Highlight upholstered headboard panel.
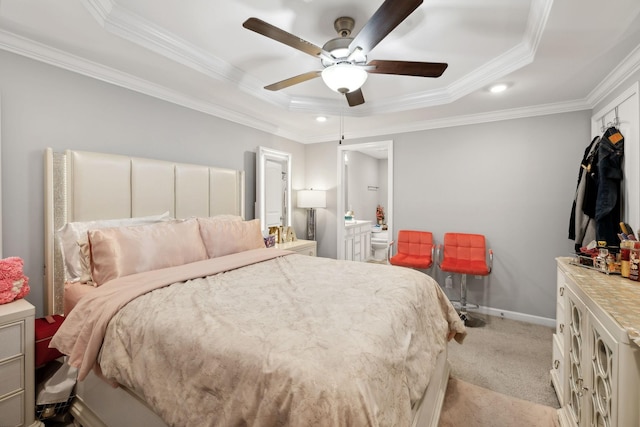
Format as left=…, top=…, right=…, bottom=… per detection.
left=44, top=148, right=245, bottom=315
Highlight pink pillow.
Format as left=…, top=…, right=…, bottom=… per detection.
left=197, top=218, right=265, bottom=258
left=88, top=218, right=208, bottom=286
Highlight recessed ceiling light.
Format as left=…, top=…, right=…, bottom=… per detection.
left=316, top=116, right=327, bottom=122
left=489, top=83, right=508, bottom=94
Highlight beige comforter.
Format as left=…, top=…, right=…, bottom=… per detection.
left=53, top=249, right=465, bottom=427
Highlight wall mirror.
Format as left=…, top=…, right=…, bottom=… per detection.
left=337, top=141, right=393, bottom=260
left=256, top=147, right=292, bottom=234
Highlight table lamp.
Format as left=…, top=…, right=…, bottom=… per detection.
left=297, top=190, right=326, bottom=241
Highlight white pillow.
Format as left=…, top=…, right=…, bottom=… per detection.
left=56, top=212, right=172, bottom=282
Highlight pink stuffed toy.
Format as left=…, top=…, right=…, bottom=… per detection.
left=0, top=257, right=30, bottom=305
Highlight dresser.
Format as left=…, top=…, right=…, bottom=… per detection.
left=275, top=239, right=317, bottom=256
left=0, top=299, right=40, bottom=427
left=553, top=258, right=640, bottom=427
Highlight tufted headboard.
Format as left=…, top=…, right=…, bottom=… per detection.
left=43, top=148, right=245, bottom=315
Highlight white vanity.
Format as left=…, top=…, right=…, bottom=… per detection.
left=552, top=257, right=640, bottom=427
left=344, top=220, right=371, bottom=262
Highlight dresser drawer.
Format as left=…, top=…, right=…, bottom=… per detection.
left=0, top=390, right=25, bottom=427
left=0, top=321, right=23, bottom=361
left=298, top=247, right=316, bottom=256
left=0, top=356, right=24, bottom=399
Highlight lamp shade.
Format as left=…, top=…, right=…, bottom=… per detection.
left=298, top=190, right=326, bottom=209
left=321, top=63, right=368, bottom=94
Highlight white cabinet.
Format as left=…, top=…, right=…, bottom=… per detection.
left=275, top=239, right=317, bottom=256
left=344, top=221, right=371, bottom=262
left=553, top=258, right=640, bottom=427
left=0, top=299, right=40, bottom=427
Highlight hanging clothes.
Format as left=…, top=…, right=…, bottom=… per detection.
left=569, top=136, right=599, bottom=251
left=569, top=127, right=624, bottom=250
left=595, top=126, right=624, bottom=246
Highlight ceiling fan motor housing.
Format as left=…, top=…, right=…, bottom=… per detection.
left=334, top=17, right=354, bottom=37
left=322, top=18, right=367, bottom=68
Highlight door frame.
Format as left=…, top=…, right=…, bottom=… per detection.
left=336, top=140, right=393, bottom=260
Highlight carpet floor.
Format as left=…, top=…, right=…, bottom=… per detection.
left=439, top=377, right=560, bottom=427
left=440, top=313, right=561, bottom=426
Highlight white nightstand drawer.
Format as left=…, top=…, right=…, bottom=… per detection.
left=0, top=321, right=23, bottom=361
left=0, top=390, right=24, bottom=426
left=0, top=356, right=24, bottom=399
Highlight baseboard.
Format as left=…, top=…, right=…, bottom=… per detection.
left=473, top=306, right=556, bottom=328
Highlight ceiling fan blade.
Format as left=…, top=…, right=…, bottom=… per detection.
left=346, top=89, right=365, bottom=107
left=367, top=60, right=448, bottom=77
left=243, top=18, right=326, bottom=59
left=264, top=71, right=322, bottom=91
left=349, top=0, right=423, bottom=54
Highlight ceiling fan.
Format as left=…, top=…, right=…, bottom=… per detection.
left=242, top=0, right=448, bottom=107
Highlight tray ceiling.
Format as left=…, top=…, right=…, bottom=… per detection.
left=1, top=0, right=639, bottom=142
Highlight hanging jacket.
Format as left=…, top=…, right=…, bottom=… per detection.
left=569, top=136, right=599, bottom=251
left=595, top=126, right=624, bottom=247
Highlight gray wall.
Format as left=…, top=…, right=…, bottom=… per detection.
left=0, top=50, right=306, bottom=317
left=306, top=111, right=591, bottom=320
left=0, top=47, right=603, bottom=321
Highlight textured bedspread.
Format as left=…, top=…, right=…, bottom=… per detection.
left=55, top=249, right=465, bottom=426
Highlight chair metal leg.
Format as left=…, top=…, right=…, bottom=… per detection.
left=458, top=274, right=485, bottom=327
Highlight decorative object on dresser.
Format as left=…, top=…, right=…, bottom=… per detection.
left=0, top=299, right=43, bottom=427
left=553, top=258, right=640, bottom=427
left=297, top=189, right=326, bottom=241
left=0, top=257, right=30, bottom=305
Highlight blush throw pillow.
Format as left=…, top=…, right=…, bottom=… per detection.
left=197, top=218, right=265, bottom=258
left=88, top=218, right=208, bottom=286
left=56, top=212, right=172, bottom=282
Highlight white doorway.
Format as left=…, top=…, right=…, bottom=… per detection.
left=337, top=141, right=393, bottom=260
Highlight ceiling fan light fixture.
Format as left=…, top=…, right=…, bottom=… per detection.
left=321, top=63, right=368, bottom=94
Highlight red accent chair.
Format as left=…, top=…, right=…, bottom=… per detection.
left=438, top=232, right=493, bottom=326
left=389, top=230, right=434, bottom=270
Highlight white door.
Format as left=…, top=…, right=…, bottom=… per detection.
left=265, top=159, right=283, bottom=227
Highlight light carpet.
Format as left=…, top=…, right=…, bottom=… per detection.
left=439, top=313, right=561, bottom=426
left=439, top=377, right=560, bottom=427
left=447, top=314, right=560, bottom=408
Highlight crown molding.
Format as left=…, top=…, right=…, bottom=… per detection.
left=80, top=0, right=292, bottom=110
left=297, top=98, right=590, bottom=144
left=0, top=28, right=294, bottom=140
left=587, top=43, right=640, bottom=108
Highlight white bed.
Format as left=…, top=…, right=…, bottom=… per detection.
left=43, top=148, right=465, bottom=427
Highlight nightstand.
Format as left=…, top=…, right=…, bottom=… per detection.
left=0, top=299, right=42, bottom=427
left=275, top=239, right=317, bottom=256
